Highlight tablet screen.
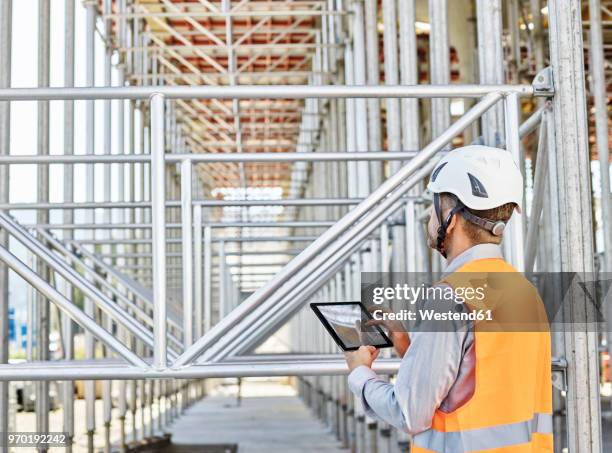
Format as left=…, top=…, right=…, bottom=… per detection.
left=310, top=302, right=393, bottom=351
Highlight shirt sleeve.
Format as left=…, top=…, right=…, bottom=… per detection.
left=348, top=280, right=473, bottom=435
left=347, top=328, right=468, bottom=435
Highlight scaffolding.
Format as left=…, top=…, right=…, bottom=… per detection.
left=0, top=0, right=610, bottom=452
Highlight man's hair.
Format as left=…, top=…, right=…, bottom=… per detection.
left=440, top=193, right=516, bottom=245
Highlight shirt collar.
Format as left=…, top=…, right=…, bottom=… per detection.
left=443, top=243, right=503, bottom=276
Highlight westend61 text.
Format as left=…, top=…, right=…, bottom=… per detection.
left=372, top=308, right=493, bottom=322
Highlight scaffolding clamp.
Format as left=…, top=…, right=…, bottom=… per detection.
left=532, top=67, right=554, bottom=97
left=551, top=356, right=568, bottom=392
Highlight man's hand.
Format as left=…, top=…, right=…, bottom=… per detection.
left=365, top=306, right=411, bottom=358
left=344, top=345, right=380, bottom=372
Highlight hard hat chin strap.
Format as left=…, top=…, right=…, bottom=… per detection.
left=433, top=193, right=507, bottom=258
left=433, top=193, right=463, bottom=259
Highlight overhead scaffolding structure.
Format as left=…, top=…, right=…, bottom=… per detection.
left=0, top=1, right=609, bottom=452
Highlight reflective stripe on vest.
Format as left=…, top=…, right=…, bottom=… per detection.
left=412, top=412, right=553, bottom=453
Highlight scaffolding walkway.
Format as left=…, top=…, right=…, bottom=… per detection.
left=169, top=382, right=346, bottom=453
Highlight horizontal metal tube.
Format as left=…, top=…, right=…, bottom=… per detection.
left=0, top=359, right=401, bottom=380
left=0, top=198, right=424, bottom=210
left=98, top=250, right=300, bottom=258
left=0, top=84, right=534, bottom=101
left=166, top=151, right=418, bottom=162
left=27, top=221, right=336, bottom=229
left=0, top=151, right=417, bottom=164
left=104, top=10, right=347, bottom=19
left=73, top=237, right=314, bottom=248
left=0, top=355, right=565, bottom=381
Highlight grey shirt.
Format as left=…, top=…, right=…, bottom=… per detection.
left=347, top=244, right=503, bottom=435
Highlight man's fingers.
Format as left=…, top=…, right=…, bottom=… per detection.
left=372, top=348, right=380, bottom=361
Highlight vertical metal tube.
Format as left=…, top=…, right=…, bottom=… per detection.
left=524, top=114, right=548, bottom=272
left=219, top=241, right=226, bottom=320
left=399, top=0, right=423, bottom=277
left=151, top=93, right=167, bottom=369
left=364, top=0, right=382, bottom=189
left=116, top=3, right=128, bottom=448
left=506, top=0, right=521, bottom=84
left=383, top=0, right=407, bottom=276
left=351, top=0, right=370, bottom=197
left=0, top=0, right=10, bottom=448
left=102, top=2, right=113, bottom=451
left=530, top=0, right=545, bottom=71
left=194, top=205, right=203, bottom=340
left=547, top=0, right=602, bottom=450
left=428, top=0, right=449, bottom=276
left=61, top=0, right=74, bottom=453
left=476, top=0, right=505, bottom=145
left=504, top=93, right=525, bottom=271
left=204, top=226, right=212, bottom=333
left=36, top=0, right=51, bottom=442
left=428, top=0, right=450, bottom=138
left=84, top=3, right=97, bottom=449
left=382, top=0, right=401, bottom=161
left=181, top=159, right=194, bottom=347
left=344, top=43, right=358, bottom=199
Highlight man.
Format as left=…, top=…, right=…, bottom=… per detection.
left=345, top=146, right=553, bottom=452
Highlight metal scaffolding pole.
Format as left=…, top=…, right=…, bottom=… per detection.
left=62, top=0, right=76, bottom=449
left=350, top=0, right=371, bottom=197
left=476, top=0, right=505, bottom=145
left=547, top=0, right=602, bottom=450
left=504, top=93, right=525, bottom=270
left=151, top=93, right=167, bottom=369
left=0, top=84, right=534, bottom=102
left=194, top=205, right=203, bottom=340
left=84, top=2, right=97, bottom=449
left=428, top=0, right=450, bottom=138
left=203, top=226, right=212, bottom=333
left=102, top=3, right=114, bottom=444
left=428, top=0, right=449, bottom=276
left=364, top=0, right=382, bottom=190
left=36, top=0, right=51, bottom=441
left=117, top=2, right=128, bottom=447
left=0, top=151, right=423, bottom=164
left=0, top=0, right=10, bottom=447
left=383, top=0, right=407, bottom=276
left=181, top=159, right=194, bottom=347
left=399, top=0, right=423, bottom=275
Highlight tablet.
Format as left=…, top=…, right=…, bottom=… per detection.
left=310, top=302, right=393, bottom=351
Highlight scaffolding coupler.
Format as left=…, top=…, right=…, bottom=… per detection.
left=532, top=66, right=554, bottom=97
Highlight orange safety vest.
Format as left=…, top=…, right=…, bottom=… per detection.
left=411, top=258, right=553, bottom=453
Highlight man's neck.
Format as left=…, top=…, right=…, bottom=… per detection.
left=444, top=241, right=475, bottom=264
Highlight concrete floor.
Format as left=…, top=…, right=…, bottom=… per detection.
left=170, top=381, right=347, bottom=453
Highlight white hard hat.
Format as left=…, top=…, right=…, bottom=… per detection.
left=427, top=145, right=523, bottom=212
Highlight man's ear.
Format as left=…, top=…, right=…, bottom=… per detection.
left=446, top=211, right=458, bottom=235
